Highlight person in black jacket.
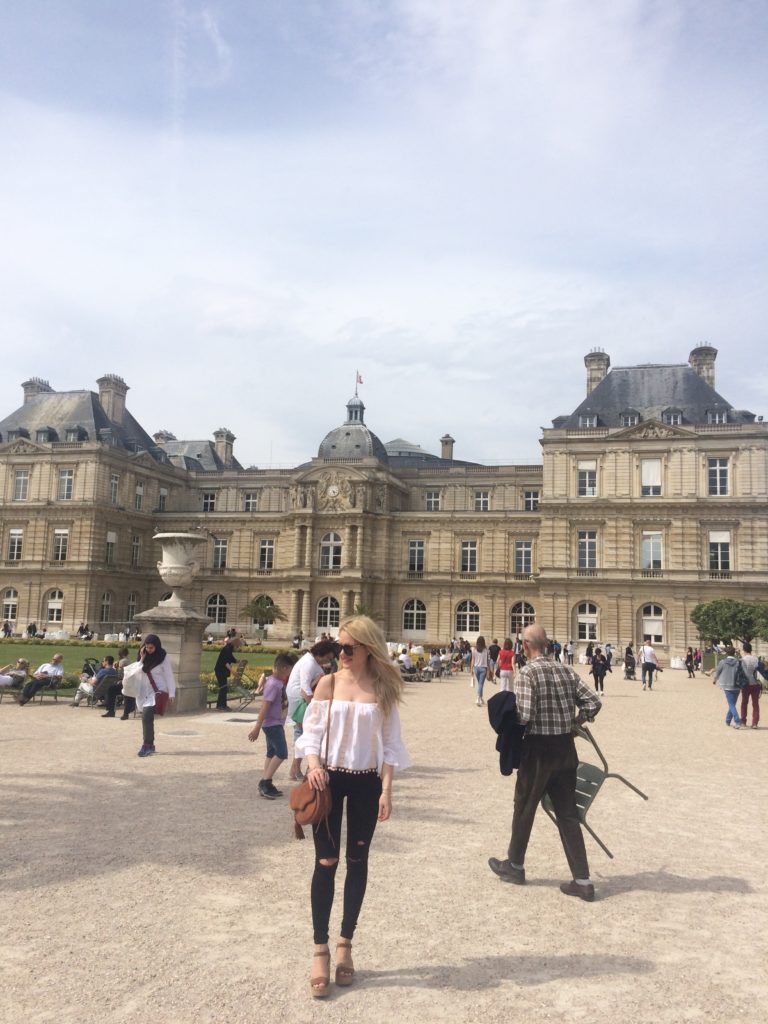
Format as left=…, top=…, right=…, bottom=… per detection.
left=214, top=636, right=240, bottom=711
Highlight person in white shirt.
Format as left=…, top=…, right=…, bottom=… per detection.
left=285, top=640, right=338, bottom=781
left=19, top=654, right=64, bottom=704
left=398, top=649, right=414, bottom=671
left=121, top=634, right=176, bottom=757
left=639, top=640, right=658, bottom=690
left=298, top=616, right=410, bottom=998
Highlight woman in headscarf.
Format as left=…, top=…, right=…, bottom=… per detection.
left=132, top=634, right=176, bottom=757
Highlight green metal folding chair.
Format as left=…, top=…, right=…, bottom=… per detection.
left=541, top=724, right=648, bottom=858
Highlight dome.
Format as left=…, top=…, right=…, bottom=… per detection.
left=318, top=396, right=389, bottom=463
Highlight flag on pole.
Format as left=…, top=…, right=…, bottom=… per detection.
left=356, top=371, right=364, bottom=385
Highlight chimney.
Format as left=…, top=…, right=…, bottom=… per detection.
left=213, top=427, right=236, bottom=467
left=22, top=377, right=54, bottom=404
left=97, top=374, right=129, bottom=425
left=584, top=349, right=610, bottom=395
left=688, top=345, right=718, bottom=388
left=153, top=430, right=177, bottom=443
left=440, top=433, right=455, bottom=460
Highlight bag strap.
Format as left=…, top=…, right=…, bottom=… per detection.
left=321, top=674, right=335, bottom=768
left=146, top=668, right=159, bottom=694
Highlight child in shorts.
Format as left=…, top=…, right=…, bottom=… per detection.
left=248, top=653, right=297, bottom=799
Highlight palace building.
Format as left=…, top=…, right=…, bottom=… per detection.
left=1, top=346, right=765, bottom=654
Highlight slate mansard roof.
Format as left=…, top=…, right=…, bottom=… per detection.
left=160, top=440, right=244, bottom=472
left=552, top=361, right=756, bottom=429
left=0, top=388, right=165, bottom=458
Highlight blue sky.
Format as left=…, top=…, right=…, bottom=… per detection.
left=1, top=1, right=766, bottom=467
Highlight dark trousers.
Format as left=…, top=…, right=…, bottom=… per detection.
left=21, top=679, right=47, bottom=702
left=740, top=684, right=761, bottom=727
left=508, top=733, right=590, bottom=879
left=215, top=669, right=229, bottom=709
left=142, top=706, right=155, bottom=746
left=310, top=770, right=382, bottom=944
left=105, top=683, right=136, bottom=716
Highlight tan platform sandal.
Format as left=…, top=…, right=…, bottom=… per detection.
left=310, top=949, right=331, bottom=998
left=335, top=940, right=355, bottom=987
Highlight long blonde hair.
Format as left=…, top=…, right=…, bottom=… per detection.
left=338, top=615, right=403, bottom=716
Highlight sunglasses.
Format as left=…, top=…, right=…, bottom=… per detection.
left=339, top=643, right=363, bottom=657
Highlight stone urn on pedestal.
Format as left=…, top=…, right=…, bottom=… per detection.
left=135, top=532, right=211, bottom=713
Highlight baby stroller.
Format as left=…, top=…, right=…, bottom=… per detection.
left=624, top=652, right=636, bottom=680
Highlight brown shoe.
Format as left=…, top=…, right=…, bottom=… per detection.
left=560, top=880, right=595, bottom=902
left=335, top=940, right=355, bottom=986
left=310, top=949, right=330, bottom=998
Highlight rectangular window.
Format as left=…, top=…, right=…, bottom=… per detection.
left=709, top=530, right=731, bottom=572
left=474, top=490, right=490, bottom=512
left=158, top=488, right=168, bottom=512
left=524, top=490, right=539, bottom=512
left=664, top=411, right=681, bottom=426
left=65, top=429, right=79, bottom=442
left=58, top=469, right=74, bottom=500
left=7, top=528, right=23, bottom=561
left=515, top=541, right=532, bottom=574
left=213, top=538, right=228, bottom=570
left=577, top=460, right=597, bottom=497
left=131, top=534, right=141, bottom=568
left=36, top=429, right=50, bottom=443
left=13, top=469, right=29, bottom=501
left=53, top=528, right=69, bottom=562
left=105, top=530, right=117, bottom=566
left=244, top=492, right=258, bottom=512
left=578, top=414, right=597, bottom=428
left=708, top=410, right=728, bottom=424
left=259, top=539, right=274, bottom=571
left=134, top=482, right=144, bottom=511
left=110, top=474, right=119, bottom=505
left=203, top=491, right=216, bottom=512
left=641, top=531, right=663, bottom=570
left=620, top=413, right=638, bottom=427
left=708, top=458, right=728, bottom=496
left=460, top=540, right=477, bottom=573
left=578, top=530, right=597, bottom=569
left=641, top=458, right=662, bottom=496
left=408, top=540, right=425, bottom=572
left=425, top=490, right=441, bottom=512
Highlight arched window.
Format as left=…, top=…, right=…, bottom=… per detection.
left=510, top=601, right=536, bottom=635
left=206, top=594, right=228, bottom=624
left=47, top=589, right=64, bottom=623
left=455, top=600, right=480, bottom=634
left=317, top=596, right=340, bottom=629
left=576, top=601, right=598, bottom=641
left=641, top=603, right=664, bottom=644
left=126, top=592, right=139, bottom=621
left=403, top=599, right=427, bottom=632
left=2, top=588, right=18, bottom=622
left=320, top=532, right=342, bottom=570
left=100, top=591, right=113, bottom=623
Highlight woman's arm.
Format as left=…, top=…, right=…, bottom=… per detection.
left=379, top=763, right=394, bottom=821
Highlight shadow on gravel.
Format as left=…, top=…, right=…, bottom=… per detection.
left=597, top=869, right=753, bottom=896
left=361, top=952, right=655, bottom=990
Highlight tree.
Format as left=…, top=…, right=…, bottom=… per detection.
left=690, top=599, right=768, bottom=646
left=241, top=595, right=287, bottom=631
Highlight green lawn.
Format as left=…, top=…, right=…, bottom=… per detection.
left=0, top=638, right=284, bottom=688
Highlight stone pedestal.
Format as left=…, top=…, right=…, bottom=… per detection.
left=136, top=602, right=210, bottom=713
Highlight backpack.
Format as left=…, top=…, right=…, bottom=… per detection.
left=734, top=661, right=750, bottom=689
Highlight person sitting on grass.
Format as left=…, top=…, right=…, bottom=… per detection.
left=248, top=652, right=298, bottom=800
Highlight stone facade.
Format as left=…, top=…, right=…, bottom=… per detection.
left=1, top=348, right=765, bottom=655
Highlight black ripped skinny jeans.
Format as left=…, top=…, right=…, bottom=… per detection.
left=311, top=769, right=382, bottom=944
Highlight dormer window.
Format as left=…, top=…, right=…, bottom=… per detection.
left=578, top=414, right=597, bottom=428
left=619, top=411, right=639, bottom=428
left=7, top=429, right=30, bottom=441
left=707, top=410, right=728, bottom=425
left=662, top=409, right=682, bottom=426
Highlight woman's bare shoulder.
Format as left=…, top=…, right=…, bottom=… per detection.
left=313, top=673, right=335, bottom=699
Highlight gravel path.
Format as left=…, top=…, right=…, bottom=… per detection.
left=2, top=665, right=766, bottom=1024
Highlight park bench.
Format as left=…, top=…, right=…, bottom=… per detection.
left=206, top=659, right=261, bottom=711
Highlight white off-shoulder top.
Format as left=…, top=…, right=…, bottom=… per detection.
left=295, top=699, right=411, bottom=774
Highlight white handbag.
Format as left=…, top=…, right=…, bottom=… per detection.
left=120, top=660, right=144, bottom=698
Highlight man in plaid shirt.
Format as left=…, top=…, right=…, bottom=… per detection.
left=489, top=624, right=602, bottom=901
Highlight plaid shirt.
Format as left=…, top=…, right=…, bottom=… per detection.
left=516, top=655, right=601, bottom=735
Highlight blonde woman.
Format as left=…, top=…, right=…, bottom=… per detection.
left=296, top=616, right=410, bottom=998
